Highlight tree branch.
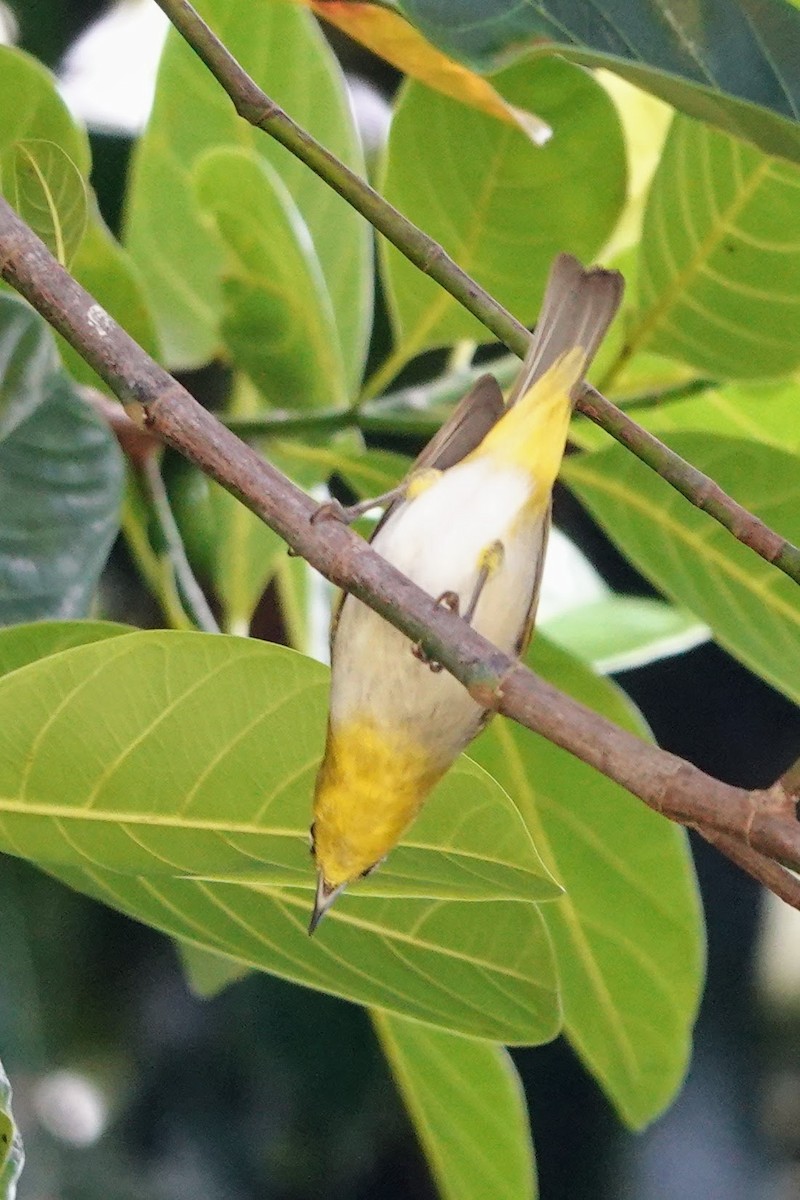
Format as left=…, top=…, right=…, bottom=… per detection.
left=152, top=0, right=800, bottom=589
left=1, top=196, right=799, bottom=901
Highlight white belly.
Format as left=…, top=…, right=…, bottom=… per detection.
left=329, top=458, right=545, bottom=760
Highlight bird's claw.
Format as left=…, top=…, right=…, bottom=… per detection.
left=411, top=590, right=459, bottom=672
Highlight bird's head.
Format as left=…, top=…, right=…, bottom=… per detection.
left=307, top=816, right=384, bottom=934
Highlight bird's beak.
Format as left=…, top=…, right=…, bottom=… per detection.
left=308, top=872, right=346, bottom=935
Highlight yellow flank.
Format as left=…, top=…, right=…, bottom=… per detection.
left=313, top=716, right=446, bottom=888
left=472, top=347, right=585, bottom=506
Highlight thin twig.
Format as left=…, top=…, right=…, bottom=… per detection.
left=140, top=456, right=220, bottom=635
left=697, top=828, right=800, bottom=912
left=2, top=197, right=800, bottom=899
left=83, top=386, right=219, bottom=633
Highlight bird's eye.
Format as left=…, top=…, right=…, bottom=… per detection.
left=359, top=856, right=385, bottom=879
left=308, top=822, right=317, bottom=858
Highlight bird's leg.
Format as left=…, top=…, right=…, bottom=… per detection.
left=310, top=485, right=407, bottom=526
left=310, top=468, right=443, bottom=526
left=411, top=542, right=503, bottom=672
left=462, top=540, right=505, bottom=624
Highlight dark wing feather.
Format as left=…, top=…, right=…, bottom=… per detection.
left=411, top=373, right=505, bottom=473
left=371, top=373, right=505, bottom=537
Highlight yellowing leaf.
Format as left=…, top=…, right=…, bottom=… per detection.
left=305, top=0, right=550, bottom=143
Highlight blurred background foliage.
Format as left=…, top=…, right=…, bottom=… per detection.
left=1, top=1, right=800, bottom=1199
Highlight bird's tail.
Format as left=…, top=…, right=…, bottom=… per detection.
left=474, top=255, right=623, bottom=504
left=505, top=253, right=624, bottom=410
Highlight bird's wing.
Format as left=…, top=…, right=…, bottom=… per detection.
left=369, top=372, right=506, bottom=538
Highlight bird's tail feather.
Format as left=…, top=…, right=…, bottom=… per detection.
left=506, top=253, right=624, bottom=409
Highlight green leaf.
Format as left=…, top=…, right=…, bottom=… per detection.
left=0, top=46, right=90, bottom=176
left=599, top=72, right=673, bottom=261
left=381, top=58, right=626, bottom=356
left=0, top=1056, right=23, bottom=1200
left=0, top=619, right=133, bottom=678
left=177, top=940, right=251, bottom=997
left=193, top=147, right=348, bottom=410
left=624, top=380, right=800, bottom=454
left=564, top=435, right=800, bottom=707
left=0, top=631, right=559, bottom=1042
left=375, top=1012, right=535, bottom=1200
left=321, top=445, right=412, bottom=500
left=124, top=0, right=371, bottom=385
left=272, top=549, right=313, bottom=655
left=63, top=201, right=160, bottom=388
left=389, top=0, right=800, bottom=165
left=0, top=139, right=88, bottom=266
left=0, top=620, right=253, bottom=1003
left=542, top=596, right=709, bottom=674
left=206, top=475, right=285, bottom=636
left=628, top=114, right=800, bottom=378
left=0, top=298, right=124, bottom=624
left=0, top=630, right=556, bottom=900
left=166, top=425, right=327, bottom=636
left=469, top=637, right=704, bottom=1127
left=56, top=860, right=560, bottom=1042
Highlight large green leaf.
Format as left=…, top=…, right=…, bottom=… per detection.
left=0, top=619, right=133, bottom=677
left=389, top=0, right=800, bottom=165
left=0, top=298, right=124, bottom=624
left=0, top=632, right=559, bottom=1041
left=51, top=861, right=559, bottom=1042
left=565, top=434, right=800, bottom=707
left=0, top=619, right=253, bottom=1006
left=0, top=1056, right=23, bottom=1200
left=0, top=46, right=89, bottom=176
left=193, top=148, right=348, bottom=411
left=375, top=1012, right=535, bottom=1200
left=0, top=631, right=556, bottom=901
left=0, top=139, right=88, bottom=267
left=542, top=596, right=708, bottom=674
left=470, top=638, right=704, bottom=1127
left=623, top=380, right=800, bottom=454
left=124, top=0, right=371, bottom=385
left=627, top=114, right=800, bottom=378
left=381, top=57, right=626, bottom=357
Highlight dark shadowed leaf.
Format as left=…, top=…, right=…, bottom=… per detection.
left=388, top=0, right=800, bottom=164
left=0, top=298, right=123, bottom=624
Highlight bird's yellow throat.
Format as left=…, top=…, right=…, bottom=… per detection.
left=313, top=717, right=446, bottom=887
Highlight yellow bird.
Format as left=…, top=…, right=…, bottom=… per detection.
left=309, top=253, right=624, bottom=933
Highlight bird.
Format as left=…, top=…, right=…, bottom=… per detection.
left=308, top=253, right=624, bottom=934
